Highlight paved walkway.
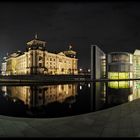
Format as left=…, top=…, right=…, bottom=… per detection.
left=0, top=98, right=140, bottom=137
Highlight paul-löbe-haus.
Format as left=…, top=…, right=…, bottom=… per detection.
left=2, top=35, right=78, bottom=75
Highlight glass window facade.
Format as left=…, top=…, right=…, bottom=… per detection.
left=111, top=53, right=130, bottom=63
left=108, top=72, right=131, bottom=79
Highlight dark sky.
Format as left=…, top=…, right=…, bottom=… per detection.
left=0, top=2, right=140, bottom=69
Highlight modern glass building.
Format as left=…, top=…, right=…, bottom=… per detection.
left=108, top=52, right=133, bottom=79
left=90, top=45, right=140, bottom=87
left=91, top=45, right=106, bottom=80
left=107, top=52, right=133, bottom=88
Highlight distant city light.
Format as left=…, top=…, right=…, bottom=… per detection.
left=4, top=92, right=7, bottom=96
left=13, top=99, right=16, bottom=102
left=129, top=95, right=133, bottom=101
left=80, top=85, right=82, bottom=90
left=88, top=69, right=91, bottom=72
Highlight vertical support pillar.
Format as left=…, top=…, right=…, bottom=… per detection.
left=91, top=45, right=93, bottom=80
left=106, top=54, right=108, bottom=79
left=90, top=82, right=95, bottom=111
left=91, top=45, right=96, bottom=80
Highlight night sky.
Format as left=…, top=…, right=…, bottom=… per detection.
left=0, top=2, right=140, bottom=69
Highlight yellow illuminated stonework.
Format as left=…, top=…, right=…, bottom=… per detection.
left=5, top=36, right=78, bottom=75
left=2, top=84, right=78, bottom=108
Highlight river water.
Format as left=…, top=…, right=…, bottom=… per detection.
left=0, top=80, right=139, bottom=118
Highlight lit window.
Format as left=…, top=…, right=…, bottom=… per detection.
left=39, top=56, right=42, bottom=61
left=119, top=73, right=129, bottom=79
left=108, top=72, right=130, bottom=79
left=119, top=81, right=129, bottom=88
left=39, top=63, right=42, bottom=67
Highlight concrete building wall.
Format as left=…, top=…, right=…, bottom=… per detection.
left=91, top=45, right=106, bottom=80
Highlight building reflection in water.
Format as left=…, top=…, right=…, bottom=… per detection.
left=2, top=84, right=78, bottom=109
left=1, top=80, right=140, bottom=118
left=0, top=82, right=107, bottom=117
left=90, top=80, right=140, bottom=108
left=106, top=80, right=140, bottom=106
left=90, top=82, right=106, bottom=111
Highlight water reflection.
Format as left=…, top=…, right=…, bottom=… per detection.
left=0, top=80, right=140, bottom=118
left=90, top=82, right=106, bottom=111
left=107, top=80, right=134, bottom=107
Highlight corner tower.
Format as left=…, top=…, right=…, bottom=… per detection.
left=63, top=44, right=78, bottom=74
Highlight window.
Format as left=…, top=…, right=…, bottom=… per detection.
left=39, top=63, right=42, bottom=67
left=111, top=54, right=129, bottom=63
left=108, top=72, right=129, bottom=80
left=61, top=68, right=64, bottom=72
left=61, top=85, right=64, bottom=90
left=39, top=56, right=42, bottom=61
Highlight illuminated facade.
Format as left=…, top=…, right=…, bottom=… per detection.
left=1, top=57, right=7, bottom=75
left=91, top=45, right=106, bottom=80
left=90, top=44, right=140, bottom=83
left=133, top=49, right=140, bottom=78
left=4, top=35, right=78, bottom=75
left=107, top=52, right=133, bottom=88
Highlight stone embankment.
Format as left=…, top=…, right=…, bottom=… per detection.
left=0, top=98, right=139, bottom=137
